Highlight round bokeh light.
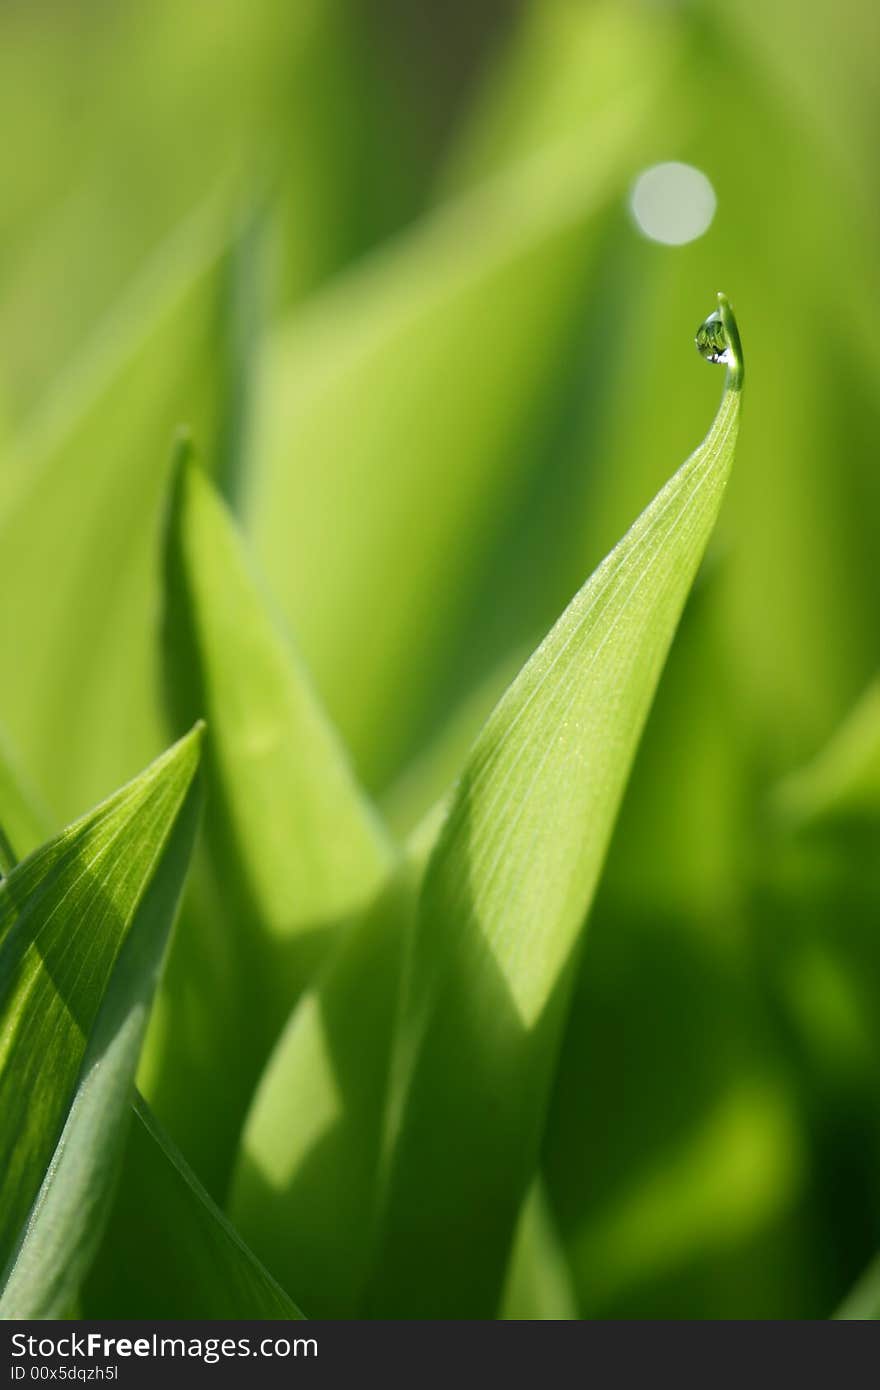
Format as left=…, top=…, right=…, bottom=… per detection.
left=629, top=162, right=717, bottom=246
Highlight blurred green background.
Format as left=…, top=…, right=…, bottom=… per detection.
left=2, top=0, right=879, bottom=1317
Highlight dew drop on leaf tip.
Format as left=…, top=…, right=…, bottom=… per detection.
left=695, top=309, right=731, bottom=366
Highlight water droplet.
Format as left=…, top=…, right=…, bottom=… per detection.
left=695, top=309, right=731, bottom=366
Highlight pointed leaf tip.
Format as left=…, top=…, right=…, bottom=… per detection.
left=152, top=456, right=393, bottom=1193
left=0, top=733, right=203, bottom=1313
left=716, top=291, right=744, bottom=390
left=369, top=316, right=744, bottom=1315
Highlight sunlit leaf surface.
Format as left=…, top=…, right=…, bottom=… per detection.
left=0, top=731, right=201, bottom=1316
left=368, top=305, right=743, bottom=1316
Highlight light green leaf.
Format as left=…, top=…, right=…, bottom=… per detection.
left=367, top=297, right=744, bottom=1316
left=82, top=1096, right=303, bottom=1320
left=229, top=803, right=442, bottom=1318
left=438, top=0, right=679, bottom=195
left=560, top=1073, right=806, bottom=1316
left=0, top=725, right=302, bottom=1318
left=380, top=649, right=525, bottom=841
left=538, top=584, right=811, bottom=1319
left=0, top=729, right=202, bottom=1316
left=248, top=91, right=653, bottom=791
left=0, top=727, right=49, bottom=875
left=773, top=680, right=880, bottom=827
left=230, top=876, right=413, bottom=1317
left=0, top=208, right=234, bottom=825
left=758, top=684, right=880, bottom=1095
left=0, top=0, right=414, bottom=425
left=500, top=1180, right=578, bottom=1320
left=836, top=1255, right=880, bottom=1319
left=143, top=450, right=394, bottom=1195
left=749, top=686, right=880, bottom=1312
left=576, top=18, right=880, bottom=773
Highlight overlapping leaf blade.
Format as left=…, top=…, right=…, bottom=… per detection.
left=0, top=730, right=202, bottom=1315
left=500, top=1180, right=578, bottom=1320
left=230, top=817, right=439, bottom=1317
left=0, top=0, right=416, bottom=428
left=774, top=681, right=880, bottom=827
left=367, top=306, right=743, bottom=1316
left=0, top=726, right=303, bottom=1318
left=145, top=453, right=394, bottom=1194
left=82, top=1098, right=303, bottom=1320
left=536, top=576, right=814, bottom=1319
left=836, top=1255, right=880, bottom=1319
left=0, top=211, right=234, bottom=824
left=749, top=684, right=880, bottom=1313
left=247, top=93, right=656, bottom=792
left=0, top=729, right=48, bottom=875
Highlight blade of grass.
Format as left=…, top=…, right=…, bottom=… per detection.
left=500, top=1180, right=578, bottom=1320
left=438, top=0, right=679, bottom=195
left=0, top=0, right=414, bottom=422
left=0, top=724, right=303, bottom=1318
left=538, top=579, right=811, bottom=1318
left=0, top=730, right=202, bottom=1316
left=380, top=649, right=525, bottom=840
left=230, top=809, right=442, bottom=1318
left=368, top=297, right=744, bottom=1316
left=748, top=685, right=880, bottom=1313
left=0, top=727, right=49, bottom=874
left=836, top=1255, right=880, bottom=1319
left=773, top=680, right=880, bottom=827
left=145, top=449, right=395, bottom=1196
left=0, top=207, right=235, bottom=824
left=81, top=1096, right=303, bottom=1320
left=247, top=91, right=654, bottom=791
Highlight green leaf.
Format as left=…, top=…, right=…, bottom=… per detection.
left=0, top=0, right=414, bottom=425
left=367, top=297, right=744, bottom=1316
left=836, top=1255, right=880, bottom=1319
left=82, top=1096, right=303, bottom=1320
left=0, top=722, right=302, bottom=1319
left=380, top=649, right=525, bottom=841
left=546, top=902, right=811, bottom=1317
left=773, top=680, right=880, bottom=827
left=578, top=19, right=880, bottom=774
left=247, top=92, right=652, bottom=791
left=500, top=1180, right=578, bottom=1320
left=749, top=687, right=880, bottom=1313
left=538, top=583, right=811, bottom=1319
left=144, top=450, right=394, bottom=1195
left=0, top=727, right=49, bottom=875
left=437, top=0, right=680, bottom=195
left=0, top=729, right=202, bottom=1317
left=0, top=208, right=234, bottom=825
left=230, top=810, right=441, bottom=1318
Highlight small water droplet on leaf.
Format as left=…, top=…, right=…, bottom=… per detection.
left=695, top=309, right=731, bottom=366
